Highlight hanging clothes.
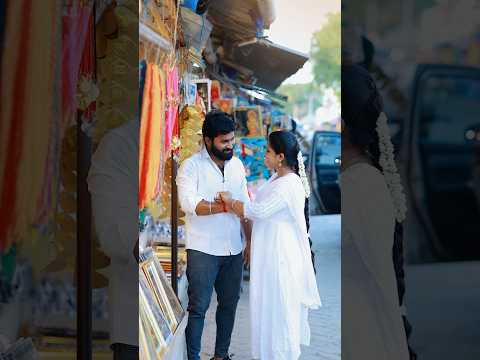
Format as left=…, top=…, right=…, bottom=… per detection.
left=164, top=63, right=179, bottom=156
left=62, top=0, right=94, bottom=128
left=0, top=0, right=63, bottom=252
left=139, top=63, right=166, bottom=210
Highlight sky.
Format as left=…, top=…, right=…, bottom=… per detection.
left=267, top=0, right=341, bottom=84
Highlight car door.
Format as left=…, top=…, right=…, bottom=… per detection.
left=404, top=64, right=480, bottom=262
left=308, top=131, right=341, bottom=215
left=402, top=64, right=480, bottom=360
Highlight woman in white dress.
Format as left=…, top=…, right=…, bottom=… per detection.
left=220, top=131, right=321, bottom=360
left=341, top=64, right=411, bottom=360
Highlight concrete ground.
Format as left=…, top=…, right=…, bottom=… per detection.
left=200, top=215, right=341, bottom=360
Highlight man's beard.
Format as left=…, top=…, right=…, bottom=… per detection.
left=210, top=143, right=233, bottom=161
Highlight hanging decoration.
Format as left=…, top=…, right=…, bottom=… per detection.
left=93, top=0, right=138, bottom=145
left=164, top=64, right=180, bottom=156
left=76, top=11, right=99, bottom=134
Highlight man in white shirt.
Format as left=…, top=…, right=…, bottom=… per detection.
left=87, top=119, right=139, bottom=360
left=176, top=111, right=252, bottom=360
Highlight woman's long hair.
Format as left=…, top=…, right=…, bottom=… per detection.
left=342, top=64, right=416, bottom=358
left=269, top=131, right=316, bottom=273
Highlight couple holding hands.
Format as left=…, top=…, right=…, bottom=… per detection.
left=176, top=111, right=320, bottom=360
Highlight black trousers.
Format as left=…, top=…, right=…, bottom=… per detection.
left=111, top=343, right=139, bottom=360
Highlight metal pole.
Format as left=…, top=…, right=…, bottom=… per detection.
left=171, top=151, right=179, bottom=296
left=77, top=112, right=92, bottom=360
left=77, top=2, right=95, bottom=358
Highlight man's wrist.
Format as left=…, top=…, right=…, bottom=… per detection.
left=211, top=202, right=223, bottom=214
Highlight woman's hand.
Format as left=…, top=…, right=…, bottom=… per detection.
left=222, top=198, right=235, bottom=213
left=227, top=199, right=245, bottom=218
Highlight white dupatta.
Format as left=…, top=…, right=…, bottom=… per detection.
left=278, top=173, right=322, bottom=309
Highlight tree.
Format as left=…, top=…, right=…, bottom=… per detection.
left=311, top=12, right=341, bottom=100
left=277, top=83, right=322, bottom=119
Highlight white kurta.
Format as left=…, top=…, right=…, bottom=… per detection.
left=245, top=173, right=321, bottom=360
left=341, top=163, right=409, bottom=360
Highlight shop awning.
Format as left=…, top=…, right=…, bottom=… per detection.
left=228, top=38, right=309, bottom=90
left=207, top=0, right=275, bottom=44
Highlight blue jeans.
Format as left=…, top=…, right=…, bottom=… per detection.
left=185, top=249, right=243, bottom=360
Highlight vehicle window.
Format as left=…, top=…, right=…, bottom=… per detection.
left=315, top=134, right=341, bottom=166
left=417, top=74, right=480, bottom=261
left=420, top=77, right=480, bottom=145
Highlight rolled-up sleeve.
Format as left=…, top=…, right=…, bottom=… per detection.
left=176, top=158, right=203, bottom=215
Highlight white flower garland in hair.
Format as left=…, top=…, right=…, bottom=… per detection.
left=376, top=112, right=407, bottom=222
left=297, top=151, right=311, bottom=198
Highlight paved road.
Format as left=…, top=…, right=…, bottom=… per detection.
left=201, top=215, right=341, bottom=360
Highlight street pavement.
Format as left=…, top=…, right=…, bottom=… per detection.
left=200, top=215, right=341, bottom=360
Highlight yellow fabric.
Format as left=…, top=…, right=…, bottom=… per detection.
left=0, top=0, right=60, bottom=253
left=139, top=64, right=166, bottom=210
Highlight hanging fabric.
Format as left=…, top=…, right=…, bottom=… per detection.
left=77, top=12, right=98, bottom=131
left=62, top=0, right=94, bottom=129
left=139, top=64, right=166, bottom=210
left=0, top=0, right=62, bottom=252
left=164, top=64, right=180, bottom=156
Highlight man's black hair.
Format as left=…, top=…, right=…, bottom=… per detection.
left=202, top=111, right=235, bottom=140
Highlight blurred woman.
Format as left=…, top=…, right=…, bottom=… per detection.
left=341, top=64, right=410, bottom=360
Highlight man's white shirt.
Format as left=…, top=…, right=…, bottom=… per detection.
left=176, top=146, right=250, bottom=256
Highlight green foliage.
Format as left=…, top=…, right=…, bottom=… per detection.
left=311, top=12, right=341, bottom=100
left=277, top=83, right=322, bottom=119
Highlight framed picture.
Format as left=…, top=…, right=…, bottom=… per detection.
left=210, top=80, right=221, bottom=103
left=193, top=79, right=211, bottom=112
left=185, top=81, right=197, bottom=106
left=234, top=137, right=270, bottom=183
left=151, top=254, right=185, bottom=324
left=213, top=98, right=234, bottom=114
left=234, top=106, right=263, bottom=137
left=139, top=305, right=159, bottom=360
left=140, top=301, right=165, bottom=358
left=139, top=271, right=171, bottom=354
left=141, top=260, right=178, bottom=332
